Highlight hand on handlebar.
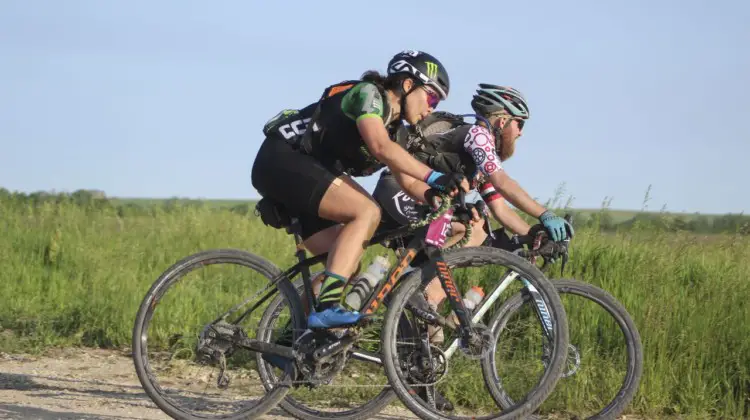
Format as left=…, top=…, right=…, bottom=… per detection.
left=453, top=200, right=484, bottom=224
left=513, top=216, right=574, bottom=274
left=424, top=171, right=470, bottom=210
left=425, top=171, right=469, bottom=198
left=538, top=210, right=575, bottom=242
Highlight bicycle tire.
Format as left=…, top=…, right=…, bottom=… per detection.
left=132, top=248, right=305, bottom=420
left=380, top=246, right=570, bottom=420
left=482, top=278, right=643, bottom=420
left=256, top=276, right=400, bottom=420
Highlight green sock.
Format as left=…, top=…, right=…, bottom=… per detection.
left=316, top=271, right=348, bottom=310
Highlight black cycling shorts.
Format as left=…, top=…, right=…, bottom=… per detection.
left=251, top=136, right=340, bottom=239
left=372, top=171, right=429, bottom=230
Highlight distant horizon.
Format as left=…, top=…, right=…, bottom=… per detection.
left=5, top=184, right=744, bottom=216
left=2, top=1, right=747, bottom=215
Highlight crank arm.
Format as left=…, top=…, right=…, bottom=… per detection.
left=238, top=337, right=296, bottom=359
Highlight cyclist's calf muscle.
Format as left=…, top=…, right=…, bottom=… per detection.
left=316, top=175, right=381, bottom=279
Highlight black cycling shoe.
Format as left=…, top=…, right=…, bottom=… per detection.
left=417, top=386, right=455, bottom=412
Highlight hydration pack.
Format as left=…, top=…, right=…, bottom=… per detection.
left=398, top=111, right=493, bottom=176
left=395, top=111, right=468, bottom=153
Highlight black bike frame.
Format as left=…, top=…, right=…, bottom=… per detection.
left=227, top=199, right=561, bottom=362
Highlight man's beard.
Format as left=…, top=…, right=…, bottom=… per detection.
left=499, top=137, right=516, bottom=162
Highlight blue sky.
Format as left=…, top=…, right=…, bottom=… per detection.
left=1, top=0, right=748, bottom=214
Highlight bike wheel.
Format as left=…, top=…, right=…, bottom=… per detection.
left=482, top=278, right=643, bottom=420
left=256, top=276, right=399, bottom=420
left=381, top=246, right=570, bottom=420
left=132, top=248, right=305, bottom=420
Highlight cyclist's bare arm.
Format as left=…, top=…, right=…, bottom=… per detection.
left=390, top=169, right=471, bottom=206
left=489, top=170, right=546, bottom=218
left=357, top=117, right=434, bottom=182
left=391, top=170, right=431, bottom=202
left=485, top=197, right=531, bottom=235
left=462, top=124, right=547, bottom=219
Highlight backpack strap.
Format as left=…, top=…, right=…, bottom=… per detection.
left=299, top=80, right=360, bottom=154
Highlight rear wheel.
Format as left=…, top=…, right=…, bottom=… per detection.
left=132, top=249, right=305, bottom=420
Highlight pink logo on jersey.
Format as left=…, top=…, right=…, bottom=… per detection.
left=473, top=133, right=489, bottom=146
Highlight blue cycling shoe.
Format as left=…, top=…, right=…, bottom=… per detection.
left=307, top=305, right=363, bottom=329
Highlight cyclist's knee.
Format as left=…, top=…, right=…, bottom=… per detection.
left=359, top=200, right=382, bottom=231
left=371, top=202, right=383, bottom=226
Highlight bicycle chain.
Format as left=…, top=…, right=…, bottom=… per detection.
left=256, top=334, right=451, bottom=389
left=178, top=318, right=451, bottom=389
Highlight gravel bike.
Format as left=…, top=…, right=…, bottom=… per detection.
left=132, top=194, right=570, bottom=420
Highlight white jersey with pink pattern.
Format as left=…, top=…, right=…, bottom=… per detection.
left=462, top=125, right=502, bottom=177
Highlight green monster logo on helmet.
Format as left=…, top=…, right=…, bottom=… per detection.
left=425, top=62, right=438, bottom=80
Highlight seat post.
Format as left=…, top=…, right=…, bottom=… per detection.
left=287, top=217, right=318, bottom=312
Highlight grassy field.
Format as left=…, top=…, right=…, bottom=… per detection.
left=1, top=196, right=749, bottom=418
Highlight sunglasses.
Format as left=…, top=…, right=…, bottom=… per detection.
left=422, top=86, right=441, bottom=109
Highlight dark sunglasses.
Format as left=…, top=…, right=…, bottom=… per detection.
left=422, top=86, right=441, bottom=109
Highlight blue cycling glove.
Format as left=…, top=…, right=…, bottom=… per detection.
left=425, top=170, right=464, bottom=192
left=539, top=210, right=574, bottom=242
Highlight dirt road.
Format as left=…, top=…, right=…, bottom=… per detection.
left=0, top=348, right=416, bottom=420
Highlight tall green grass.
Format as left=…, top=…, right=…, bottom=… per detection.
left=1, top=198, right=748, bottom=418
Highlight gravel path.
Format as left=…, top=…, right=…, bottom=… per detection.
left=0, top=348, right=417, bottom=420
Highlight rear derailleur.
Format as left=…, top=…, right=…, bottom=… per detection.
left=195, top=320, right=246, bottom=389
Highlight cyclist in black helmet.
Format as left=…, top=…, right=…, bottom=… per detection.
left=373, top=83, right=573, bottom=348
left=252, top=50, right=467, bottom=330
left=376, top=83, right=571, bottom=245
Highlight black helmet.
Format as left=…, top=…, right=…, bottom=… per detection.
left=387, top=50, right=450, bottom=99
left=471, top=84, right=530, bottom=118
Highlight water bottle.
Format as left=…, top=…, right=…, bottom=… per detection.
left=464, top=286, right=485, bottom=311
left=449, top=286, right=485, bottom=325
left=345, top=255, right=390, bottom=310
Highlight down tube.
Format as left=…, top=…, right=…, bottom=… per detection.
left=443, top=271, right=556, bottom=359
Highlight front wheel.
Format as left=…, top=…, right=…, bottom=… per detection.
left=380, top=246, right=570, bottom=420
left=483, top=278, right=643, bottom=420
left=132, top=249, right=305, bottom=420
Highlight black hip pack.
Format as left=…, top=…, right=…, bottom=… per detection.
left=254, top=197, right=292, bottom=230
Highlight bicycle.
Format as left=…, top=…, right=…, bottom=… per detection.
left=480, top=221, right=644, bottom=419
left=262, top=210, right=643, bottom=420
left=132, top=193, right=571, bottom=420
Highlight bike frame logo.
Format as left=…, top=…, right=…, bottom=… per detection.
left=425, top=62, right=438, bottom=80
